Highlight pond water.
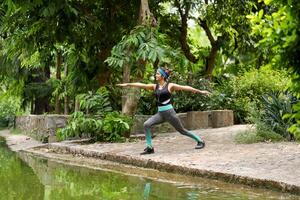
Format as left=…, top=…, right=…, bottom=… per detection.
left=0, top=137, right=299, bottom=200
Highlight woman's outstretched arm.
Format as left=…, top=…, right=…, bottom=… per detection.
left=116, top=83, right=156, bottom=90
left=169, top=83, right=211, bottom=95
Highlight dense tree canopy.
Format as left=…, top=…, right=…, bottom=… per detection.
left=0, top=0, right=299, bottom=140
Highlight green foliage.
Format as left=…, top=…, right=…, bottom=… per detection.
left=157, top=0, right=258, bottom=78
left=235, top=127, right=284, bottom=144
left=77, top=88, right=112, bottom=116
left=235, top=130, right=264, bottom=144
left=248, top=0, right=300, bottom=70
left=0, top=96, right=20, bottom=128
left=106, top=25, right=162, bottom=68
left=102, top=112, right=132, bottom=142
left=23, top=82, right=52, bottom=101
left=10, top=128, right=22, bottom=135
left=57, top=89, right=132, bottom=142
left=56, top=111, right=103, bottom=141
left=248, top=111, right=285, bottom=143
left=209, top=67, right=289, bottom=123
left=106, top=25, right=183, bottom=74
left=173, top=76, right=212, bottom=112
left=284, top=101, right=300, bottom=140
left=57, top=87, right=112, bottom=141
left=56, top=111, right=132, bottom=142
left=235, top=101, right=286, bottom=144
left=0, top=1, right=142, bottom=114
left=259, top=92, right=295, bottom=140
left=136, top=90, right=157, bottom=115
left=236, top=91, right=296, bottom=144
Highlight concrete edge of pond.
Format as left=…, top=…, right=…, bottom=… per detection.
left=42, top=142, right=300, bottom=195
left=18, top=147, right=300, bottom=199
left=18, top=148, right=259, bottom=194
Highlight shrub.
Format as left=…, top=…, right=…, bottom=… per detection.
left=235, top=115, right=285, bottom=144
left=136, top=75, right=212, bottom=114
left=235, top=92, right=296, bottom=144
left=235, top=127, right=284, bottom=144
left=172, top=76, right=212, bottom=112
left=0, top=97, right=20, bottom=128
left=285, top=101, right=300, bottom=140
left=77, top=87, right=112, bottom=116
left=235, top=130, right=264, bottom=144
left=136, top=90, right=157, bottom=115
left=102, top=112, right=133, bottom=142
left=56, top=88, right=132, bottom=142
left=56, top=111, right=103, bottom=141
left=259, top=92, right=295, bottom=140
left=56, top=111, right=132, bottom=142
left=210, top=67, right=289, bottom=123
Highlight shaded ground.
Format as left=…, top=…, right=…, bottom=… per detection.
left=1, top=125, right=300, bottom=195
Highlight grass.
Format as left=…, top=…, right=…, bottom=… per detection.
left=235, top=129, right=285, bottom=144
left=235, top=130, right=264, bottom=144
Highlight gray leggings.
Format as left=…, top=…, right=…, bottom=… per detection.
left=143, top=108, right=202, bottom=147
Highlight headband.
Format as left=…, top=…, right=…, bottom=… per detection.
left=158, top=68, right=169, bottom=79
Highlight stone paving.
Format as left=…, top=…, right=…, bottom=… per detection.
left=1, top=125, right=300, bottom=194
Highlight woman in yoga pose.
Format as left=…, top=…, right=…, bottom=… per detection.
left=117, top=67, right=211, bottom=155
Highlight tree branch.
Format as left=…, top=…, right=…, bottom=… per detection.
left=174, top=0, right=198, bottom=63
left=199, top=19, right=216, bottom=45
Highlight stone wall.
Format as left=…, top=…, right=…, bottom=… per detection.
left=15, top=115, right=69, bottom=143
left=15, top=110, right=233, bottom=142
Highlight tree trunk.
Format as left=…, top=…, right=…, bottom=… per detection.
left=122, top=64, right=131, bottom=112
left=74, top=97, right=80, bottom=112
left=122, top=61, right=146, bottom=116
left=138, top=0, right=151, bottom=24
left=205, top=43, right=219, bottom=80
left=64, top=64, right=69, bottom=115
left=31, top=98, right=34, bottom=114
left=174, top=0, right=198, bottom=63
left=199, top=19, right=222, bottom=80
left=122, top=0, right=153, bottom=116
left=55, top=50, right=62, bottom=114
left=33, top=96, right=48, bottom=114
left=97, top=48, right=112, bottom=86
left=32, top=66, right=51, bottom=114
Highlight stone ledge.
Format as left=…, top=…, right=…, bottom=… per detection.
left=131, top=110, right=234, bottom=134
left=41, top=143, right=300, bottom=195
left=211, top=110, right=234, bottom=128
left=15, top=115, right=69, bottom=143
left=15, top=110, right=234, bottom=141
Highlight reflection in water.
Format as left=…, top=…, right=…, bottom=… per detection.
left=143, top=182, right=151, bottom=200
left=186, top=191, right=199, bottom=200
left=0, top=137, right=299, bottom=200
left=0, top=138, right=44, bottom=200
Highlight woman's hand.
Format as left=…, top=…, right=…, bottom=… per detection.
left=116, top=83, right=128, bottom=87
left=200, top=90, right=211, bottom=96
left=193, top=89, right=211, bottom=96
left=116, top=83, right=155, bottom=90
left=170, top=84, right=212, bottom=96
